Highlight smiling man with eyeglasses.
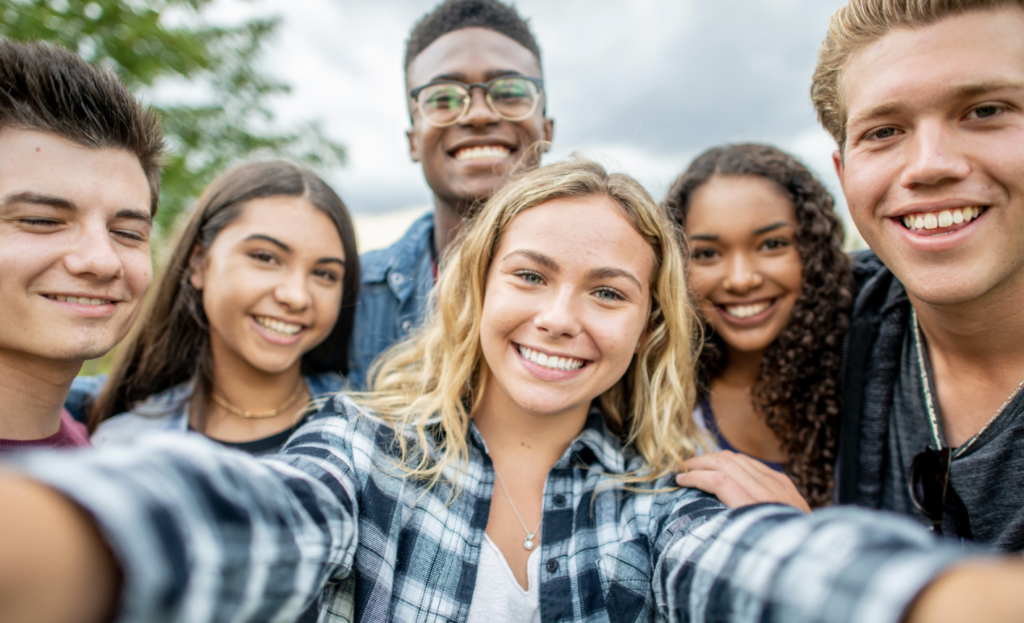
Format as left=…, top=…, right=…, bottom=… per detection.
left=347, top=0, right=554, bottom=389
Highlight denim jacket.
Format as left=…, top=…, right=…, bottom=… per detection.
left=347, top=211, right=436, bottom=390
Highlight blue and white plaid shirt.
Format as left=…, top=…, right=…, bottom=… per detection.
left=17, top=395, right=969, bottom=623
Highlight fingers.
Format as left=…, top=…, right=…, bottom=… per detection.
left=675, top=451, right=812, bottom=513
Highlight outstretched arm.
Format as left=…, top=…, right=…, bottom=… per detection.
left=656, top=499, right=1023, bottom=623
left=0, top=404, right=361, bottom=623
left=0, top=477, right=119, bottom=623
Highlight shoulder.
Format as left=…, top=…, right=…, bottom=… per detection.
left=849, top=250, right=907, bottom=321
left=91, top=382, right=194, bottom=447
left=359, top=211, right=434, bottom=285
left=304, top=372, right=346, bottom=397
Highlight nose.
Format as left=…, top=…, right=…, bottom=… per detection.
left=63, top=221, right=124, bottom=280
left=900, top=119, right=971, bottom=189
left=459, top=86, right=501, bottom=126
left=722, top=252, right=763, bottom=294
left=274, top=268, right=312, bottom=312
left=533, top=285, right=582, bottom=338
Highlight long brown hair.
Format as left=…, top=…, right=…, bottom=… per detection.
left=88, top=161, right=359, bottom=431
left=664, top=143, right=851, bottom=507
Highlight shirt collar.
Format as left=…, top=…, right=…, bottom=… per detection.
left=361, top=212, right=435, bottom=285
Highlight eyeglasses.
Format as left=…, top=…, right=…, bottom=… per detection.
left=409, top=76, right=544, bottom=127
left=908, top=447, right=973, bottom=539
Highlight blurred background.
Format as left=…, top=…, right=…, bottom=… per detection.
left=0, top=0, right=857, bottom=371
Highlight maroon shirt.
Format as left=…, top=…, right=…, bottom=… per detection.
left=0, top=409, right=91, bottom=451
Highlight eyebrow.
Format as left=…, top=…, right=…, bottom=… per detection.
left=427, top=69, right=525, bottom=84
left=587, top=267, right=643, bottom=291
left=504, top=249, right=559, bottom=271
left=1, top=192, right=153, bottom=225
left=503, top=250, right=642, bottom=290
left=753, top=221, right=794, bottom=236
left=2, top=191, right=77, bottom=211
left=244, top=234, right=345, bottom=266
left=848, top=79, right=1024, bottom=129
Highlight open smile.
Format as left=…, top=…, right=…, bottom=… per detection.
left=899, top=205, right=986, bottom=236
left=251, top=315, right=306, bottom=345
left=715, top=298, right=780, bottom=325
left=514, top=343, right=590, bottom=382
left=42, top=293, right=120, bottom=317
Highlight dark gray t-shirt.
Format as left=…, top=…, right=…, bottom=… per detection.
left=880, top=317, right=1024, bottom=550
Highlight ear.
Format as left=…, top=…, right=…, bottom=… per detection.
left=407, top=127, right=421, bottom=163
left=542, top=116, right=554, bottom=146
left=187, top=243, right=207, bottom=291
left=832, top=149, right=846, bottom=193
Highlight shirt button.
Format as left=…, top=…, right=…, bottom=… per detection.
left=546, top=558, right=559, bottom=573
left=401, top=320, right=413, bottom=333
left=390, top=272, right=405, bottom=285
left=553, top=494, right=566, bottom=507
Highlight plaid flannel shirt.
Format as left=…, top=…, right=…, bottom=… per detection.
left=16, top=394, right=969, bottom=623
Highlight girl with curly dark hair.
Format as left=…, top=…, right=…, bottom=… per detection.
left=665, top=144, right=851, bottom=509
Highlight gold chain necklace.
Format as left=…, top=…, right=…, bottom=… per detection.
left=210, top=380, right=306, bottom=420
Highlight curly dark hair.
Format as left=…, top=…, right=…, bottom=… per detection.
left=405, top=0, right=541, bottom=69
left=664, top=144, right=852, bottom=508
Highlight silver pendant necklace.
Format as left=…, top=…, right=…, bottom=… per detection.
left=493, top=467, right=542, bottom=550
left=912, top=308, right=1024, bottom=457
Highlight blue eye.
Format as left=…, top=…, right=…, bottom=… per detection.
left=515, top=270, right=544, bottom=285
left=595, top=287, right=624, bottom=301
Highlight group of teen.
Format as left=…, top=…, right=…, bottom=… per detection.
left=1, top=0, right=1024, bottom=621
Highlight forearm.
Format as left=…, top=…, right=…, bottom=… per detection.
left=0, top=477, right=119, bottom=623
left=905, top=560, right=1024, bottom=623
left=659, top=504, right=971, bottom=623
left=5, top=428, right=358, bottom=623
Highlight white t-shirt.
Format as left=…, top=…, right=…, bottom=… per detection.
left=466, top=534, right=541, bottom=623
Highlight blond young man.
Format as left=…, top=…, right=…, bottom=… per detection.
left=814, top=0, right=1024, bottom=550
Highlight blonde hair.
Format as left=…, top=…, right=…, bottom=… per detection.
left=355, top=158, right=703, bottom=489
left=811, top=0, right=1024, bottom=151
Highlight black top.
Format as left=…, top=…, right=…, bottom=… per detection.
left=839, top=251, right=1024, bottom=550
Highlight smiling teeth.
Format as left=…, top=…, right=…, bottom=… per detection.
left=518, top=345, right=585, bottom=371
left=454, top=145, right=511, bottom=161
left=724, top=301, right=771, bottom=319
left=46, top=295, right=110, bottom=305
left=902, top=207, right=982, bottom=232
left=255, top=316, right=303, bottom=336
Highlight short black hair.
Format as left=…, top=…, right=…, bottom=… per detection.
left=0, top=41, right=164, bottom=214
left=405, top=0, right=541, bottom=70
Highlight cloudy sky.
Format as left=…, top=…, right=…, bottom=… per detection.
left=209, top=0, right=855, bottom=244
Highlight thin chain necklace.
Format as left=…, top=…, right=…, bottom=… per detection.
left=913, top=308, right=1024, bottom=458
left=211, top=380, right=306, bottom=420
left=493, top=467, right=542, bottom=551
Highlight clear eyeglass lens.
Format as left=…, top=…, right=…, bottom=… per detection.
left=487, top=78, right=539, bottom=120
left=418, top=83, right=469, bottom=125
left=417, top=78, right=539, bottom=125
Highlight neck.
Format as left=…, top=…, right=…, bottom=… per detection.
left=717, top=346, right=764, bottom=389
left=432, top=196, right=471, bottom=259
left=0, top=349, right=79, bottom=440
left=199, top=342, right=306, bottom=440
left=471, top=388, right=588, bottom=472
left=910, top=285, right=1024, bottom=371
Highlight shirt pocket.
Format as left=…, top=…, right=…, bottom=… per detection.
left=595, top=538, right=654, bottom=623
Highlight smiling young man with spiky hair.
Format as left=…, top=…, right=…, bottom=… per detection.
left=0, top=41, right=163, bottom=451
left=348, top=0, right=554, bottom=389
left=815, top=0, right=1024, bottom=549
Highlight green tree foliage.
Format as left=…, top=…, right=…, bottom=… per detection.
left=0, top=0, right=346, bottom=233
